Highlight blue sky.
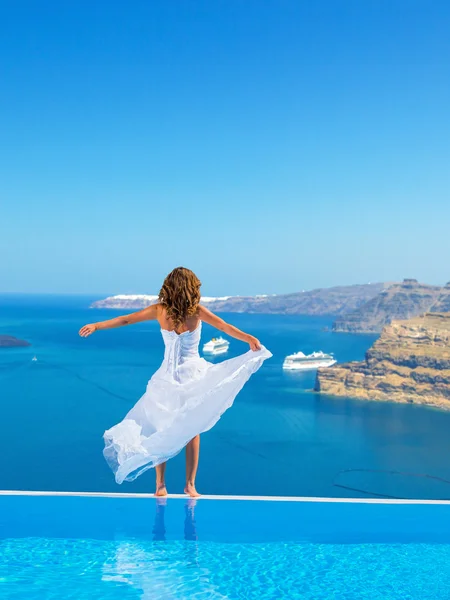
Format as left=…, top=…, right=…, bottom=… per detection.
left=2, top=1, right=449, bottom=296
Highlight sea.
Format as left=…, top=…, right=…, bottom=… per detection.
left=1, top=293, right=450, bottom=500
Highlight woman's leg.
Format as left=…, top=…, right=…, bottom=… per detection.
left=155, top=462, right=167, bottom=496
left=185, top=435, right=201, bottom=497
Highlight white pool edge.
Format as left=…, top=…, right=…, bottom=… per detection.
left=1, top=490, right=450, bottom=504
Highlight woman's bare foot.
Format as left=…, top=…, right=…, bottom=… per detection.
left=184, top=483, right=201, bottom=498
left=155, top=484, right=168, bottom=497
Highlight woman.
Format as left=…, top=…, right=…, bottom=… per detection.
left=79, top=267, right=272, bottom=497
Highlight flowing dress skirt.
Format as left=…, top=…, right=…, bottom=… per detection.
left=103, top=346, right=272, bottom=483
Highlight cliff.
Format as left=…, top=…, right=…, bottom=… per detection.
left=333, top=279, right=443, bottom=333
left=0, top=335, right=30, bottom=348
left=91, top=282, right=388, bottom=316
left=316, top=312, right=450, bottom=409
left=431, top=282, right=450, bottom=313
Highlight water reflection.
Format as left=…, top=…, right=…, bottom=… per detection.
left=151, top=497, right=199, bottom=568
left=152, top=498, right=167, bottom=541
left=152, top=497, right=198, bottom=542
left=101, top=499, right=229, bottom=598
left=184, top=498, right=198, bottom=541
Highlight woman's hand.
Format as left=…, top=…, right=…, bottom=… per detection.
left=79, top=323, right=97, bottom=337
left=248, top=336, right=262, bottom=351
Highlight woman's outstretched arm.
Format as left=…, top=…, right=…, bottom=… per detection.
left=79, top=304, right=159, bottom=337
left=198, top=305, right=261, bottom=351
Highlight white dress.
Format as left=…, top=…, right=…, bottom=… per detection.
left=103, top=322, right=272, bottom=484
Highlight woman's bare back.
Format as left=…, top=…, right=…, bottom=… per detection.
left=156, top=304, right=200, bottom=335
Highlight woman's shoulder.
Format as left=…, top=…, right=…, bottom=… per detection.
left=197, top=304, right=214, bottom=317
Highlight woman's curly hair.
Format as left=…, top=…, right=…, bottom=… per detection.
left=158, top=267, right=201, bottom=329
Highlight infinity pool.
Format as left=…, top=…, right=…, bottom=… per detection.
left=1, top=494, right=450, bottom=599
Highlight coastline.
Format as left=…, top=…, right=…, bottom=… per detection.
left=316, top=313, right=450, bottom=410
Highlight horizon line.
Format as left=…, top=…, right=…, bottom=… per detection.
left=2, top=279, right=449, bottom=298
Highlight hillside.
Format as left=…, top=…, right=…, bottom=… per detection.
left=91, top=282, right=388, bottom=316
left=333, top=279, right=443, bottom=333
left=431, top=282, right=450, bottom=313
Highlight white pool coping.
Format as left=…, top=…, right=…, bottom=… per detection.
left=1, top=490, right=450, bottom=504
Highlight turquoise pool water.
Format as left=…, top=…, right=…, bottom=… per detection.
left=1, top=495, right=450, bottom=599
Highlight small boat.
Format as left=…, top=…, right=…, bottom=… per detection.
left=282, top=351, right=336, bottom=371
left=31, top=356, right=38, bottom=362
left=203, top=337, right=230, bottom=356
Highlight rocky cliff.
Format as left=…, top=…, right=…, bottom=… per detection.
left=431, top=282, right=450, bottom=313
left=333, top=279, right=443, bottom=333
left=316, top=312, right=450, bottom=409
left=91, top=282, right=388, bottom=316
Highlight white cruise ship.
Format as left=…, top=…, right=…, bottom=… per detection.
left=203, top=337, right=230, bottom=356
left=282, top=351, right=336, bottom=371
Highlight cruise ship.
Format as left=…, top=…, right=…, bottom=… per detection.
left=282, top=351, right=336, bottom=371
left=203, top=337, right=230, bottom=356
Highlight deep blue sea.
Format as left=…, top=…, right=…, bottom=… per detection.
left=2, top=293, right=450, bottom=499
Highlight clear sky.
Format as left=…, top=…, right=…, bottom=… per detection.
left=2, top=1, right=449, bottom=296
